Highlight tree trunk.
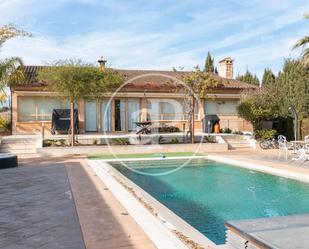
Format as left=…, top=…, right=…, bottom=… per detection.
left=70, top=101, right=75, bottom=147
left=191, top=95, right=195, bottom=144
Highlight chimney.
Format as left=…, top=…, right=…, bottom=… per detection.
left=218, top=57, right=234, bottom=79
left=98, top=56, right=107, bottom=69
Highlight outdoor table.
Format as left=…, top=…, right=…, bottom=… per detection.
left=289, top=141, right=309, bottom=161
left=289, top=141, right=308, bottom=154
left=135, top=121, right=152, bottom=134
left=290, top=140, right=307, bottom=148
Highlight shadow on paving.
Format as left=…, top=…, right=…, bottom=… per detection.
left=2, top=156, right=152, bottom=249
left=0, top=164, right=85, bottom=249
left=66, top=161, right=155, bottom=249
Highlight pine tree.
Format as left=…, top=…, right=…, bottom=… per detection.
left=262, top=68, right=276, bottom=86
left=204, top=52, right=214, bottom=72
left=274, top=59, right=309, bottom=118
left=236, top=69, right=260, bottom=86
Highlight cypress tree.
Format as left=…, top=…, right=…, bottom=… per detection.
left=262, top=68, right=276, bottom=86
left=236, top=69, right=260, bottom=86
left=204, top=52, right=214, bottom=72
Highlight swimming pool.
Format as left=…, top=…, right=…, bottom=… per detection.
left=110, top=159, right=309, bottom=244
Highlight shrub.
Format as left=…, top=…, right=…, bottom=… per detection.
left=220, top=127, right=232, bottom=134
left=43, top=139, right=55, bottom=147
left=237, top=89, right=281, bottom=131
left=203, top=135, right=214, bottom=143
left=0, top=117, right=11, bottom=131
left=158, top=135, right=165, bottom=144
left=254, top=129, right=277, bottom=140
left=59, top=139, right=66, bottom=145
left=152, top=126, right=180, bottom=133
left=92, top=139, right=98, bottom=145
left=232, top=131, right=244, bottom=135
left=170, top=138, right=179, bottom=144
left=110, top=138, right=130, bottom=145
left=43, top=139, right=67, bottom=147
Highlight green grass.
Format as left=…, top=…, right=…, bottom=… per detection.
left=88, top=152, right=205, bottom=160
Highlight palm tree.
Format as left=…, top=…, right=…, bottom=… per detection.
left=0, top=57, right=24, bottom=104
left=0, top=24, right=30, bottom=104
left=293, top=14, right=309, bottom=66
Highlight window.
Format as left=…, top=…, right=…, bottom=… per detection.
left=18, top=97, right=70, bottom=122
left=147, top=98, right=196, bottom=121
left=204, top=100, right=239, bottom=115
left=101, top=99, right=112, bottom=132
left=128, top=98, right=140, bottom=131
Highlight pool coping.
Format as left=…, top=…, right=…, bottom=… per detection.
left=89, top=155, right=309, bottom=183
left=87, top=158, right=218, bottom=249
left=87, top=155, right=309, bottom=249
left=206, top=155, right=309, bottom=183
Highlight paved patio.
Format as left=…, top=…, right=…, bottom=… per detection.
left=209, top=148, right=309, bottom=173
left=1, top=156, right=156, bottom=249
left=0, top=163, right=85, bottom=249
left=1, top=149, right=309, bottom=249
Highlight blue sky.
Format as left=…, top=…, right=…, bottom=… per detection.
left=0, top=0, right=308, bottom=78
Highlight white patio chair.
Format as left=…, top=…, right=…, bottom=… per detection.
left=277, top=135, right=286, bottom=143
left=292, top=144, right=309, bottom=161
left=292, top=137, right=309, bottom=161
left=304, top=143, right=309, bottom=161
left=305, top=135, right=309, bottom=145
left=278, top=135, right=288, bottom=160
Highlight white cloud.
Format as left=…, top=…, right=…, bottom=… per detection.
left=0, top=0, right=308, bottom=79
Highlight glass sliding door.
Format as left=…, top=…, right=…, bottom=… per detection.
left=18, top=97, right=70, bottom=121
left=120, top=99, right=126, bottom=131
left=114, top=99, right=126, bottom=131
left=128, top=98, right=140, bottom=131
left=18, top=97, right=36, bottom=121
left=147, top=98, right=186, bottom=121
left=85, top=101, right=98, bottom=132
left=101, top=99, right=112, bottom=132
left=203, top=99, right=239, bottom=115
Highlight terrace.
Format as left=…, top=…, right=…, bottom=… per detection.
left=0, top=149, right=307, bottom=249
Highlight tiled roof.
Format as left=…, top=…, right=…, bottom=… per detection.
left=17, top=65, right=257, bottom=91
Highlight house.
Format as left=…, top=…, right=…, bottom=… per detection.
left=11, top=57, right=255, bottom=135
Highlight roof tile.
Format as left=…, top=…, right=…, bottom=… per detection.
left=17, top=65, right=257, bottom=91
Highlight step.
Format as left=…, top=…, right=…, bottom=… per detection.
left=222, top=135, right=247, bottom=140
left=228, top=143, right=253, bottom=149
left=226, top=141, right=251, bottom=145
left=1, top=138, right=39, bottom=145
left=229, top=144, right=252, bottom=148
left=0, top=143, right=38, bottom=150
left=0, top=148, right=37, bottom=154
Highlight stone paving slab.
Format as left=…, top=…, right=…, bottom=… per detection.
left=227, top=214, right=309, bottom=249
left=0, top=164, right=85, bottom=249
left=66, top=160, right=157, bottom=249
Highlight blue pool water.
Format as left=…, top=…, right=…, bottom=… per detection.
left=110, top=159, right=309, bottom=244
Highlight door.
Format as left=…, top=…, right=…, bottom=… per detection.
left=85, top=101, right=98, bottom=132
left=114, top=99, right=126, bottom=131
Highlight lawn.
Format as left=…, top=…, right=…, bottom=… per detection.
left=88, top=151, right=205, bottom=160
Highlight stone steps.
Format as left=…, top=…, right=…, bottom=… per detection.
left=0, top=136, right=40, bottom=154
left=223, top=135, right=254, bottom=149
